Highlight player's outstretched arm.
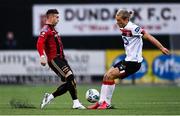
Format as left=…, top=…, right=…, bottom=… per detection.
left=143, top=32, right=170, bottom=55
left=37, top=36, right=47, bottom=66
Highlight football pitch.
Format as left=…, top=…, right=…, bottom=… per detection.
left=0, top=84, right=180, bottom=115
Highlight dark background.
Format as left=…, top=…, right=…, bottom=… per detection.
left=0, top=0, right=178, bottom=50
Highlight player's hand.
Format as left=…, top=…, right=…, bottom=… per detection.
left=161, top=47, right=170, bottom=55
left=40, top=55, right=46, bottom=66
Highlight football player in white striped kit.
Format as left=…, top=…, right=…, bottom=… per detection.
left=88, top=9, right=170, bottom=109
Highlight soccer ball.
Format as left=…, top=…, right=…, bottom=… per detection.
left=85, top=89, right=100, bottom=103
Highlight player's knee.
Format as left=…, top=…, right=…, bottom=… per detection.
left=103, top=71, right=115, bottom=81
left=66, top=74, right=74, bottom=82
left=66, top=74, right=76, bottom=86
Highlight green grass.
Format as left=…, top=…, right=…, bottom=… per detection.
left=0, top=84, right=180, bottom=115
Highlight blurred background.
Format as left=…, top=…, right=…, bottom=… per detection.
left=0, top=0, right=180, bottom=85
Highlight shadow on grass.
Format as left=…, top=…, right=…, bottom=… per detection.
left=9, top=98, right=36, bottom=109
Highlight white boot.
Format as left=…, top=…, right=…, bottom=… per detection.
left=72, top=99, right=86, bottom=109
left=40, top=93, right=53, bottom=109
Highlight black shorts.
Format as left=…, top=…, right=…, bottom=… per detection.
left=113, top=60, right=141, bottom=79
left=48, top=56, right=73, bottom=82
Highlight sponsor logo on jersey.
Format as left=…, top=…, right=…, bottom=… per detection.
left=135, top=27, right=140, bottom=33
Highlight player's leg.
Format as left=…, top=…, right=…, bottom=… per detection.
left=40, top=61, right=68, bottom=109
left=100, top=67, right=125, bottom=109
left=40, top=82, right=68, bottom=109
left=49, top=61, right=69, bottom=97
left=63, top=67, right=86, bottom=109
left=88, top=66, right=125, bottom=109
left=66, top=74, right=86, bottom=109
left=51, top=58, right=85, bottom=109
left=88, top=61, right=127, bottom=109
left=97, top=61, right=141, bottom=109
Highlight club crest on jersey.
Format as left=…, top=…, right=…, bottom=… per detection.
left=41, top=32, right=45, bottom=35
left=40, top=31, right=46, bottom=37
left=54, top=34, right=58, bottom=37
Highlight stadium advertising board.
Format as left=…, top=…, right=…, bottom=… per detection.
left=0, top=50, right=105, bottom=76
left=153, top=54, right=180, bottom=80
left=106, top=50, right=180, bottom=84
left=33, top=4, right=180, bottom=36
left=64, top=50, right=105, bottom=75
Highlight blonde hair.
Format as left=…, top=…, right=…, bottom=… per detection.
left=116, top=9, right=134, bottom=20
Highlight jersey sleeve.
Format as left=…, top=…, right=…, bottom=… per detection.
left=36, top=27, right=49, bottom=57
left=131, top=25, right=146, bottom=37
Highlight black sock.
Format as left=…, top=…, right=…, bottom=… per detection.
left=52, top=83, right=68, bottom=98
left=66, top=75, right=78, bottom=100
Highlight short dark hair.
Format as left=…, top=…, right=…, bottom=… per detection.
left=46, top=9, right=59, bottom=16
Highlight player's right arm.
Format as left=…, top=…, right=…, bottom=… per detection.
left=143, top=32, right=170, bottom=55
left=37, top=30, right=48, bottom=66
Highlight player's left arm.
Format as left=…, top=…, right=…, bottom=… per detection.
left=143, top=32, right=170, bottom=55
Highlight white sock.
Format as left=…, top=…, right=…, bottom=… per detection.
left=99, top=84, right=108, bottom=104
left=73, top=99, right=80, bottom=105
left=106, top=84, right=115, bottom=105
left=48, top=94, right=54, bottom=102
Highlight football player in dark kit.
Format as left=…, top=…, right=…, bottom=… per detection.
left=36, top=9, right=85, bottom=109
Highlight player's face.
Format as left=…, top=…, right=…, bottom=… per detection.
left=52, top=14, right=59, bottom=26
left=115, top=15, right=128, bottom=28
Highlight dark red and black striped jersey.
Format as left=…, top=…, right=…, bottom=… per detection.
left=37, top=24, right=64, bottom=61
